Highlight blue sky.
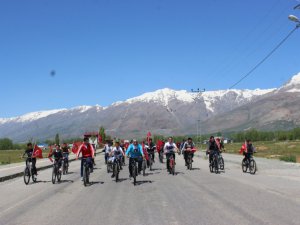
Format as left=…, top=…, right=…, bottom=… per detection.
left=1, top=0, right=299, bottom=118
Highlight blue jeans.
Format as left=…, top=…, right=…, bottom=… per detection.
left=81, top=157, right=93, bottom=177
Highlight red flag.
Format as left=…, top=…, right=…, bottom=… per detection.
left=72, top=142, right=82, bottom=154
left=48, top=146, right=53, bottom=162
left=239, top=141, right=247, bottom=154
left=33, top=145, right=43, bottom=159
left=147, top=132, right=151, bottom=144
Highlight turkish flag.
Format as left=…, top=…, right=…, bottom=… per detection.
left=72, top=142, right=82, bottom=154
left=33, top=145, right=43, bottom=159
left=147, top=132, right=151, bottom=144
left=239, top=141, right=247, bottom=154
left=48, top=146, right=53, bottom=162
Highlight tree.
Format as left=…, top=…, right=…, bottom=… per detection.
left=55, top=133, right=60, bottom=145
left=99, top=126, right=106, bottom=143
left=0, top=138, right=14, bottom=150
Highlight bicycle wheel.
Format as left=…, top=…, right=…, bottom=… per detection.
left=52, top=167, right=56, bottom=184
left=149, top=157, right=153, bottom=171
left=249, top=159, right=257, bottom=175
left=23, top=167, right=30, bottom=185
left=209, top=161, right=213, bottom=173
left=242, top=159, right=247, bottom=173
left=219, top=157, right=224, bottom=170
left=65, top=162, right=68, bottom=174
left=172, top=161, right=175, bottom=175
left=214, top=157, right=219, bottom=174
left=115, top=162, right=119, bottom=182
left=32, top=169, right=37, bottom=183
left=132, top=163, right=137, bottom=186
left=57, top=170, right=62, bottom=182
left=159, top=152, right=163, bottom=163
left=143, top=160, right=146, bottom=176
left=83, top=166, right=88, bottom=186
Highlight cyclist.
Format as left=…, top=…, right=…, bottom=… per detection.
left=125, top=140, right=144, bottom=177
left=110, top=141, right=125, bottom=178
left=103, top=140, right=113, bottom=165
left=145, top=138, right=156, bottom=166
left=241, top=139, right=255, bottom=163
left=49, top=144, right=64, bottom=172
left=163, top=137, right=178, bottom=172
left=23, top=142, right=37, bottom=175
left=76, top=137, right=95, bottom=180
left=182, top=137, right=195, bottom=166
left=61, top=143, right=70, bottom=166
left=206, top=136, right=220, bottom=165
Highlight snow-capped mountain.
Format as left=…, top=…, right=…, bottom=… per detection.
left=0, top=72, right=299, bottom=142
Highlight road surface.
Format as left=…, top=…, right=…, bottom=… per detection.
left=1, top=152, right=300, bottom=225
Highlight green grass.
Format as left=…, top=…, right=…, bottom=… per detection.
left=0, top=149, right=51, bottom=165
left=222, top=141, right=300, bottom=163
left=0, top=150, right=24, bottom=164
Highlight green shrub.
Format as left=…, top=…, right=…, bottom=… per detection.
left=279, top=155, right=296, bottom=163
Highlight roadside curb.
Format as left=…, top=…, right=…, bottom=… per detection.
left=0, top=150, right=103, bottom=183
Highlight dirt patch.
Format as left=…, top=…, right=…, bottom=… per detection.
left=287, top=145, right=296, bottom=149
left=257, top=146, right=268, bottom=151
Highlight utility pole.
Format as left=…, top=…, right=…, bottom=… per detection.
left=191, top=88, right=205, bottom=147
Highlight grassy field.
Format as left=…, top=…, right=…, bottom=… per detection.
left=198, top=141, right=300, bottom=163
left=0, top=150, right=51, bottom=165
left=224, top=141, right=300, bottom=163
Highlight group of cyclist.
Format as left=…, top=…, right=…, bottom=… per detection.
left=23, top=135, right=255, bottom=182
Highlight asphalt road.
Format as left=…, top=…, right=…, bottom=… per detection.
left=1, top=152, right=300, bottom=225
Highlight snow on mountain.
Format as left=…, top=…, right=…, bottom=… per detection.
left=0, top=109, right=67, bottom=125
left=278, top=72, right=300, bottom=93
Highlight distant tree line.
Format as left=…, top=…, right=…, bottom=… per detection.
left=0, top=138, right=26, bottom=150
left=229, top=128, right=300, bottom=142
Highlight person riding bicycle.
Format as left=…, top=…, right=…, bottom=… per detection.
left=22, top=142, right=37, bottom=175
left=103, top=140, right=113, bottom=165
left=76, top=137, right=95, bottom=180
left=110, top=141, right=125, bottom=178
left=125, top=140, right=144, bottom=177
left=206, top=136, right=220, bottom=165
left=61, top=143, right=70, bottom=165
left=163, top=137, right=179, bottom=172
left=240, top=139, right=255, bottom=163
left=49, top=144, right=64, bottom=172
left=145, top=138, right=156, bottom=166
left=182, top=137, right=195, bottom=166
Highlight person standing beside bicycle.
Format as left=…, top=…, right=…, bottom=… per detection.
left=206, top=136, right=220, bottom=165
left=125, top=140, right=144, bottom=177
left=110, top=141, right=125, bottom=178
left=49, top=145, right=64, bottom=172
left=163, top=137, right=179, bottom=172
left=76, top=137, right=95, bottom=181
left=182, top=137, right=195, bottom=166
left=22, top=142, right=37, bottom=175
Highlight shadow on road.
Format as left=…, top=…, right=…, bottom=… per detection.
left=190, top=168, right=201, bottom=170
left=151, top=168, right=162, bottom=171
left=65, top=172, right=75, bottom=174
left=134, top=180, right=154, bottom=186
left=116, top=178, right=129, bottom=182
left=59, top=180, right=74, bottom=183
left=88, top=181, right=104, bottom=186
left=34, top=180, right=52, bottom=184
left=143, top=172, right=160, bottom=177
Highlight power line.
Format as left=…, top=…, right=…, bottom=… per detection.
left=229, top=25, right=299, bottom=89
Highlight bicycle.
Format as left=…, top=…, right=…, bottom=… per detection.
left=130, top=158, right=138, bottom=186
left=185, top=149, right=196, bottom=170
left=113, top=157, right=121, bottom=182
left=242, top=154, right=256, bottom=175
left=167, top=153, right=175, bottom=175
left=159, top=148, right=164, bottom=163
left=82, top=157, right=92, bottom=186
left=142, top=157, right=147, bottom=176
left=218, top=152, right=225, bottom=171
left=147, top=151, right=154, bottom=171
left=62, top=157, right=69, bottom=175
left=23, top=157, right=37, bottom=185
left=209, top=151, right=219, bottom=174
left=107, top=159, right=113, bottom=173
left=52, top=160, right=62, bottom=184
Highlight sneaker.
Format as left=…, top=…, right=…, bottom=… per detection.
left=81, top=177, right=83, bottom=181
left=111, top=174, right=115, bottom=178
